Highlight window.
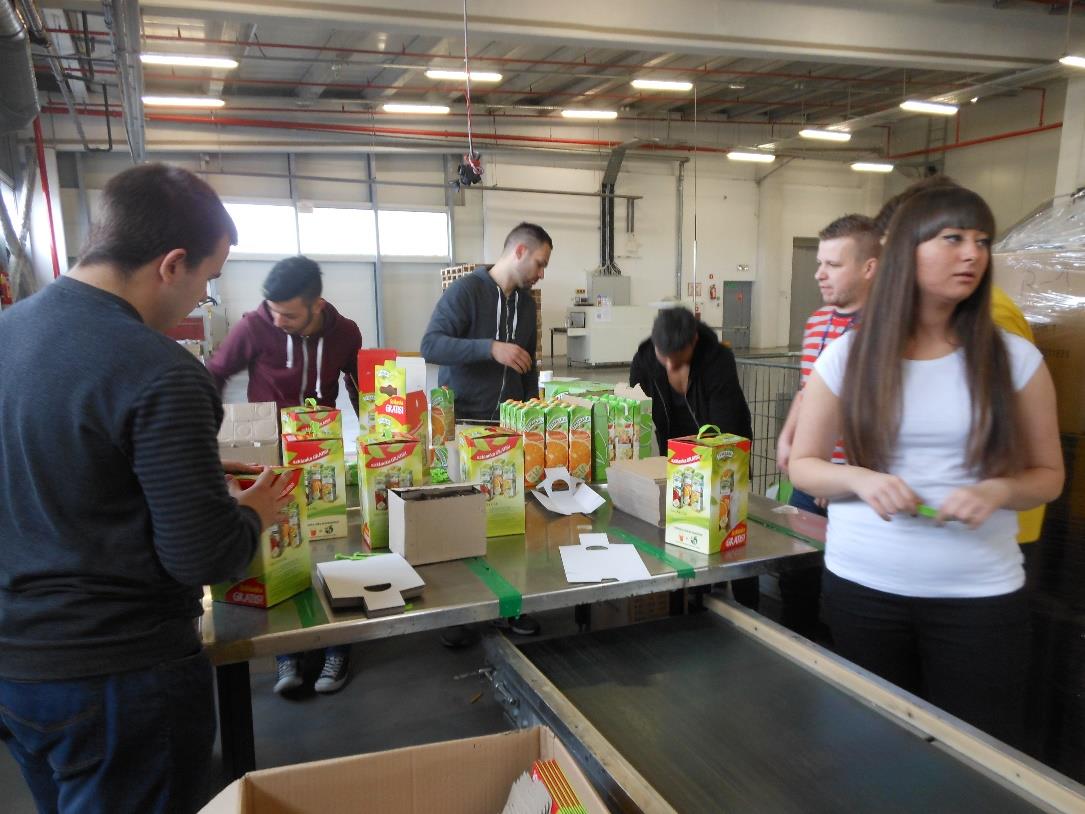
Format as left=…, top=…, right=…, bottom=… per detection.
left=222, top=202, right=298, bottom=255
left=377, top=210, right=449, bottom=257
left=298, top=207, right=377, bottom=255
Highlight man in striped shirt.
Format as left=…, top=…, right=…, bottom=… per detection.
left=0, top=164, right=286, bottom=813
left=775, top=214, right=881, bottom=639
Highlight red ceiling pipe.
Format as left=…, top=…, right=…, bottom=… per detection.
left=32, top=117, right=62, bottom=279
left=887, top=120, right=1061, bottom=159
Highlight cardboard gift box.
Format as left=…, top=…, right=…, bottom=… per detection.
left=387, top=484, right=487, bottom=565
left=280, top=400, right=342, bottom=440
left=281, top=435, right=347, bottom=540
left=210, top=466, right=311, bottom=608
left=358, top=433, right=426, bottom=549
left=459, top=427, right=526, bottom=537
left=665, top=429, right=750, bottom=555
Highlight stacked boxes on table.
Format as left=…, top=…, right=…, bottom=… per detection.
left=665, top=429, right=750, bottom=555
left=281, top=401, right=348, bottom=540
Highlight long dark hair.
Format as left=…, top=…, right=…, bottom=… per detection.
left=841, top=185, right=1018, bottom=477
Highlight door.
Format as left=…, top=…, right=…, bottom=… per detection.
left=789, top=238, right=822, bottom=349
left=721, top=281, right=752, bottom=351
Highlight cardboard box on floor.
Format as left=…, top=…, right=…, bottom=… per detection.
left=387, top=484, right=487, bottom=566
left=200, top=726, right=607, bottom=814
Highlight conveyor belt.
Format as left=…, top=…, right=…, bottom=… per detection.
left=518, top=615, right=1046, bottom=813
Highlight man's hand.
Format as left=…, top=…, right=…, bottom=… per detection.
left=492, top=341, right=532, bottom=374
left=222, top=460, right=264, bottom=476
left=233, top=467, right=292, bottom=531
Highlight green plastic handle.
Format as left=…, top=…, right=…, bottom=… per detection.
left=696, top=424, right=722, bottom=439
left=916, top=503, right=939, bottom=519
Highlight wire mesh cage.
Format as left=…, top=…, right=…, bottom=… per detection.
left=735, top=354, right=801, bottom=496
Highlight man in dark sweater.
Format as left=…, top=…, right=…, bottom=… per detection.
left=629, top=306, right=760, bottom=610
left=421, top=222, right=550, bottom=642
left=0, top=164, right=285, bottom=813
left=421, top=222, right=549, bottom=421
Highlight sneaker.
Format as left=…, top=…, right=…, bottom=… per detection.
left=492, top=614, right=541, bottom=636
left=273, top=655, right=303, bottom=695
left=314, top=648, right=350, bottom=694
left=439, top=625, right=480, bottom=649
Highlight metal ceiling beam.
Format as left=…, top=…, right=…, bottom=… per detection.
left=101, top=0, right=144, bottom=161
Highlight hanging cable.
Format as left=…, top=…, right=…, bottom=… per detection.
left=456, top=0, right=483, bottom=186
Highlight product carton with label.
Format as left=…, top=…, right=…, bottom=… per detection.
left=358, top=433, right=426, bottom=549
left=282, top=435, right=347, bottom=539
left=374, top=361, right=407, bottom=403
left=615, top=383, right=655, bottom=458
left=557, top=394, right=610, bottom=482
left=665, top=429, right=750, bottom=555
left=210, top=466, right=311, bottom=608
left=280, top=400, right=342, bottom=440
left=375, top=390, right=429, bottom=451
left=566, top=401, right=593, bottom=481
left=544, top=402, right=570, bottom=471
left=387, top=484, right=487, bottom=565
left=459, top=427, right=525, bottom=537
left=430, top=386, right=455, bottom=444
left=357, top=348, right=397, bottom=393
left=518, top=402, right=546, bottom=489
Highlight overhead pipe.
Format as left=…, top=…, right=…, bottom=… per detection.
left=32, top=117, right=61, bottom=279
left=0, top=0, right=39, bottom=133
left=101, top=0, right=144, bottom=161
left=886, top=121, right=1062, bottom=160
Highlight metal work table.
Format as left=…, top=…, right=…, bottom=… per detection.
left=485, top=600, right=1085, bottom=813
left=202, top=492, right=821, bottom=779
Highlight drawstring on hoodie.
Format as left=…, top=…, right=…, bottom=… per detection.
left=491, top=288, right=521, bottom=419
left=285, top=334, right=294, bottom=369
left=315, top=337, right=324, bottom=400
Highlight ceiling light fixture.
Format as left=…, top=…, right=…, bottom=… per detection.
left=899, top=99, right=958, bottom=116
left=561, top=109, right=619, bottom=120
left=141, top=95, right=225, bottom=108
left=631, top=78, right=693, bottom=91
left=727, top=150, right=775, bottom=163
left=140, top=54, right=239, bottom=69
left=970, top=97, right=979, bottom=104
left=851, top=161, right=894, bottom=173
left=425, top=69, right=503, bottom=82
left=382, top=103, right=451, bottom=114
left=757, top=142, right=776, bottom=149
left=799, top=128, right=851, bottom=142
left=1060, top=54, right=1085, bottom=68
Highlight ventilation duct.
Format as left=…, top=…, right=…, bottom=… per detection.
left=0, top=1, right=40, bottom=134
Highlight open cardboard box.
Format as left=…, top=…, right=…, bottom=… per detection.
left=200, top=726, right=607, bottom=814
left=388, top=483, right=487, bottom=566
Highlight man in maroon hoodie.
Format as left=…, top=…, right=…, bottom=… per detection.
left=207, top=256, right=362, bottom=695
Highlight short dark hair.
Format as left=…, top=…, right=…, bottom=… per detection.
left=503, top=222, right=553, bottom=252
left=873, top=174, right=959, bottom=236
left=651, top=306, right=699, bottom=355
left=818, top=213, right=881, bottom=262
left=263, top=256, right=322, bottom=302
left=78, top=163, right=237, bottom=276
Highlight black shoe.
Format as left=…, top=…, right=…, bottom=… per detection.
left=492, top=614, right=541, bottom=636
left=439, top=625, right=480, bottom=648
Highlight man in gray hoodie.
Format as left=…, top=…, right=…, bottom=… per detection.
left=421, top=222, right=551, bottom=421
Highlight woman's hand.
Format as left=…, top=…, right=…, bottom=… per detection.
left=851, top=470, right=920, bottom=521
left=936, top=479, right=1011, bottom=529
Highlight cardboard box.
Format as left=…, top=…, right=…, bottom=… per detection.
left=459, top=427, right=526, bottom=537
left=542, top=377, right=614, bottom=399
left=388, top=484, right=487, bottom=565
left=375, top=390, right=429, bottom=451
left=1031, top=316, right=1085, bottom=435
left=607, top=456, right=667, bottom=527
left=218, top=401, right=279, bottom=445
left=282, top=436, right=347, bottom=540
left=218, top=442, right=280, bottom=468
left=358, top=433, right=426, bottom=549
left=210, top=467, right=311, bottom=608
left=665, top=431, right=751, bottom=555
left=200, top=726, right=607, bottom=814
left=280, top=403, right=342, bottom=440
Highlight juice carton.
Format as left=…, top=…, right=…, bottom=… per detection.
left=519, top=402, right=546, bottom=489
left=374, top=361, right=407, bottom=404
left=557, top=394, right=610, bottom=481
left=280, top=399, right=342, bottom=440
left=430, top=387, right=455, bottom=444
left=358, top=433, right=426, bottom=549
left=566, top=402, right=592, bottom=481
left=375, top=390, right=429, bottom=452
left=357, top=348, right=397, bottom=393
left=211, top=466, right=310, bottom=608
left=459, top=427, right=525, bottom=537
left=635, top=400, right=654, bottom=459
left=610, top=398, right=637, bottom=463
left=282, top=435, right=347, bottom=539
left=358, top=392, right=377, bottom=436
left=665, top=429, right=751, bottom=555
left=544, top=403, right=570, bottom=471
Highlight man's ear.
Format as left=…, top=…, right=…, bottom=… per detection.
left=863, top=257, right=878, bottom=281
left=311, top=297, right=326, bottom=315
left=157, top=248, right=189, bottom=285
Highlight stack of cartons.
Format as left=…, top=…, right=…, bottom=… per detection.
left=501, top=399, right=591, bottom=485
left=552, top=392, right=653, bottom=482
left=281, top=402, right=348, bottom=540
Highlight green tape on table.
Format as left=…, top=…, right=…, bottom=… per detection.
left=606, top=528, right=696, bottom=580
left=464, top=557, right=523, bottom=618
left=292, top=588, right=327, bottom=628
left=747, top=514, right=825, bottom=552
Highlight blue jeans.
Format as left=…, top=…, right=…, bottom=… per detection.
left=0, top=650, right=215, bottom=814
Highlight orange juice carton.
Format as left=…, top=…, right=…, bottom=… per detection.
left=358, top=433, right=426, bottom=549
left=544, top=403, right=570, bottom=472
left=459, top=427, right=525, bottom=537
left=280, top=398, right=342, bottom=440
left=566, top=401, right=593, bottom=481
left=430, top=386, right=455, bottom=444
left=211, top=466, right=310, bottom=608
left=519, top=403, right=546, bottom=489
left=282, top=435, right=347, bottom=540
left=665, top=428, right=750, bottom=555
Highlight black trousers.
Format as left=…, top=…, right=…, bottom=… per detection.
left=822, top=569, right=1030, bottom=748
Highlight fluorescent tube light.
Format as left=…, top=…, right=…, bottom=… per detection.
left=140, top=54, right=239, bottom=69
left=382, top=104, right=451, bottom=114
left=799, top=128, right=851, bottom=142
left=561, top=109, right=619, bottom=120
left=899, top=99, right=958, bottom=115
left=141, top=95, right=225, bottom=108
left=1060, top=55, right=1085, bottom=68
left=425, top=69, right=503, bottom=82
left=851, top=162, right=894, bottom=173
left=631, top=78, right=693, bottom=91
left=728, top=151, right=776, bottom=163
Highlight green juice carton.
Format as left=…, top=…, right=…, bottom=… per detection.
left=665, top=429, right=751, bottom=555
left=358, top=433, right=425, bottom=549
left=566, top=401, right=593, bottom=481
left=280, top=399, right=342, bottom=440
left=211, top=466, right=311, bottom=608
left=282, top=435, right=347, bottom=540
left=358, top=392, right=377, bottom=436
left=519, top=403, right=546, bottom=489
left=544, top=402, right=570, bottom=472
left=430, top=386, right=455, bottom=444
left=459, top=427, right=525, bottom=537
left=557, top=394, right=610, bottom=482
left=609, top=397, right=637, bottom=463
